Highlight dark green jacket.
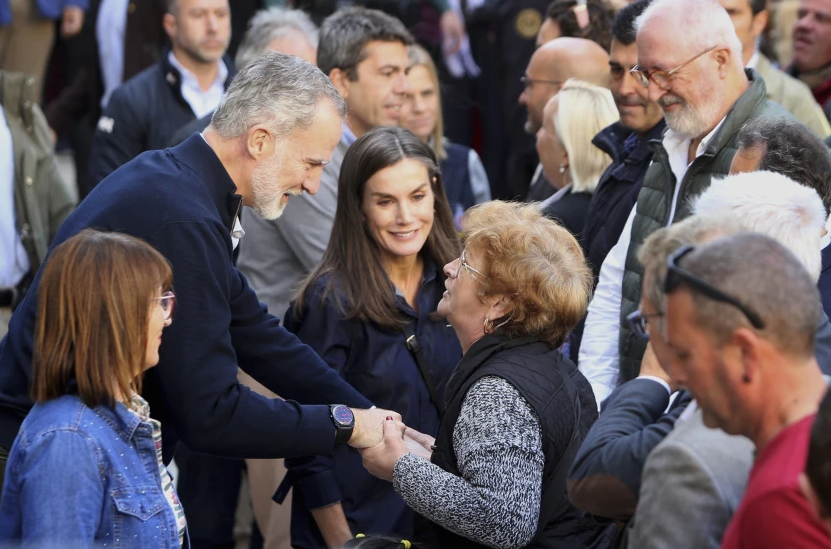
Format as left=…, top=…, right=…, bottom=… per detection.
left=617, top=69, right=791, bottom=382
left=2, top=70, right=77, bottom=273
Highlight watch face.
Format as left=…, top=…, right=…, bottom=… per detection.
left=332, top=405, right=354, bottom=426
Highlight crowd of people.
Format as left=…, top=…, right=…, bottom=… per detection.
left=1, top=0, right=831, bottom=548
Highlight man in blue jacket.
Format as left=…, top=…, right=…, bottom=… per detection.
left=0, top=52, right=396, bottom=490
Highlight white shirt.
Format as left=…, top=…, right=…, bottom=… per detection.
left=96, top=0, right=130, bottom=108
left=746, top=50, right=760, bottom=70
left=168, top=52, right=228, bottom=119
left=0, top=108, right=30, bottom=289
left=578, top=119, right=726, bottom=408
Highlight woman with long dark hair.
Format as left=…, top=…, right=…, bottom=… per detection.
left=281, top=127, right=461, bottom=549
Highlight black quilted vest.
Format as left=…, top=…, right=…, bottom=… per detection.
left=429, top=334, right=606, bottom=549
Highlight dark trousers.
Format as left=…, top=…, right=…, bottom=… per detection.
left=175, top=445, right=245, bottom=549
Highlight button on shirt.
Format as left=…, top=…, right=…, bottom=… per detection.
left=0, top=108, right=29, bottom=289
left=578, top=119, right=726, bottom=407
left=96, top=0, right=130, bottom=108
left=167, top=52, right=228, bottom=119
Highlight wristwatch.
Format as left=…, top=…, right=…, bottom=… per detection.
left=329, top=405, right=355, bottom=444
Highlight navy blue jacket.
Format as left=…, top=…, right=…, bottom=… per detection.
left=566, top=379, right=692, bottom=521
left=441, top=142, right=476, bottom=219
left=582, top=121, right=666, bottom=280
left=87, top=51, right=236, bottom=188
left=0, top=134, right=371, bottom=461
left=820, top=245, right=831, bottom=319
left=279, top=263, right=461, bottom=548
left=0, top=0, right=87, bottom=25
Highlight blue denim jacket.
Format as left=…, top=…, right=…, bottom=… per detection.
left=0, top=394, right=185, bottom=548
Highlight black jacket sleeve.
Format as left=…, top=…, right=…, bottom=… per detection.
left=566, top=379, right=691, bottom=520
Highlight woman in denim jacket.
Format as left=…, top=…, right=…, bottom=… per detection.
left=0, top=229, right=186, bottom=547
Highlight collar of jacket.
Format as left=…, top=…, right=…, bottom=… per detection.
left=159, top=46, right=238, bottom=109
left=593, top=119, right=667, bottom=170
left=63, top=379, right=145, bottom=443
left=172, top=133, right=243, bottom=233
left=648, top=68, right=768, bottom=157
left=444, top=332, right=544, bottom=407
left=0, top=71, right=37, bottom=132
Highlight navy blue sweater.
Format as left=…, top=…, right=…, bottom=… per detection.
left=0, top=134, right=371, bottom=461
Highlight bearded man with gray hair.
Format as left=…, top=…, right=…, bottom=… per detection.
left=0, top=53, right=401, bottom=494
left=578, top=0, right=794, bottom=407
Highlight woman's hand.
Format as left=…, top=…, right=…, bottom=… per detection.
left=403, top=427, right=435, bottom=459
left=359, top=417, right=409, bottom=482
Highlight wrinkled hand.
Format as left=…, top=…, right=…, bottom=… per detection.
left=359, top=417, right=408, bottom=481
left=403, top=426, right=434, bottom=459
left=348, top=408, right=401, bottom=449
left=440, top=11, right=465, bottom=56
left=61, top=6, right=84, bottom=38
left=638, top=342, right=678, bottom=392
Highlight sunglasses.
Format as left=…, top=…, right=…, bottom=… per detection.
left=664, top=245, right=765, bottom=330
left=630, top=45, right=717, bottom=91
left=153, top=291, right=176, bottom=320
left=626, top=309, right=664, bottom=340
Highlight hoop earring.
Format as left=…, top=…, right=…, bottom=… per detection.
left=483, top=317, right=495, bottom=334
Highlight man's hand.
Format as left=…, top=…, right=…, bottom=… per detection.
left=61, top=6, right=84, bottom=38
left=638, top=342, right=678, bottom=392
left=440, top=11, right=465, bottom=56
left=359, top=418, right=409, bottom=482
left=348, top=408, right=401, bottom=449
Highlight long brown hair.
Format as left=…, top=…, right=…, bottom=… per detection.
left=33, top=229, right=173, bottom=408
left=295, top=127, right=460, bottom=330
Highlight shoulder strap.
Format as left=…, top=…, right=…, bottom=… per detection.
left=403, top=322, right=442, bottom=415
left=532, top=369, right=582, bottom=544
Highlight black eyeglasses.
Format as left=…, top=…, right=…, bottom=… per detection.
left=664, top=245, right=765, bottom=330
left=520, top=76, right=562, bottom=89
left=627, top=309, right=664, bottom=340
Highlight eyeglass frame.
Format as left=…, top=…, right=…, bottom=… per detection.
left=626, top=309, right=664, bottom=340
left=458, top=248, right=487, bottom=280
left=520, top=75, right=563, bottom=89
left=630, top=45, right=717, bottom=91
left=663, top=245, right=765, bottom=330
left=153, top=290, right=176, bottom=320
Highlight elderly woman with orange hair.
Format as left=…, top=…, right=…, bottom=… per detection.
left=361, top=201, right=610, bottom=549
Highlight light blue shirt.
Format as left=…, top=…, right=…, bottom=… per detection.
left=96, top=0, right=129, bottom=108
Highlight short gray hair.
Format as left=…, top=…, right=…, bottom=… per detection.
left=317, top=7, right=413, bottom=79
left=635, top=0, right=743, bottom=72
left=235, top=8, right=319, bottom=70
left=209, top=51, right=346, bottom=140
left=673, top=232, right=821, bottom=358
left=736, top=116, right=831, bottom=216
left=639, top=214, right=744, bottom=316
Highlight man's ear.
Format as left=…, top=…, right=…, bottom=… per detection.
left=732, top=327, right=762, bottom=384
left=751, top=10, right=770, bottom=42
left=329, top=68, right=350, bottom=100
left=246, top=125, right=274, bottom=160
left=714, top=47, right=733, bottom=79
left=163, top=13, right=177, bottom=40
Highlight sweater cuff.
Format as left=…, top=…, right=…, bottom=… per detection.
left=295, top=468, right=343, bottom=510
left=293, top=403, right=337, bottom=456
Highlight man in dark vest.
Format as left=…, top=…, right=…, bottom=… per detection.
left=577, top=0, right=790, bottom=406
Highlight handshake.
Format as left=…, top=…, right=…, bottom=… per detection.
left=348, top=408, right=434, bottom=482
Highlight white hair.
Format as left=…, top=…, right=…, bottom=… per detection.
left=691, top=171, right=826, bottom=282
left=635, top=0, right=743, bottom=72
left=235, top=8, right=319, bottom=70
left=553, top=79, right=619, bottom=193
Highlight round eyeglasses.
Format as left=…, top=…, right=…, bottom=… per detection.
left=153, top=291, right=176, bottom=320
left=457, top=248, right=487, bottom=280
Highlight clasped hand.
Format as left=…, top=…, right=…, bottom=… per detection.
left=358, top=418, right=435, bottom=482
